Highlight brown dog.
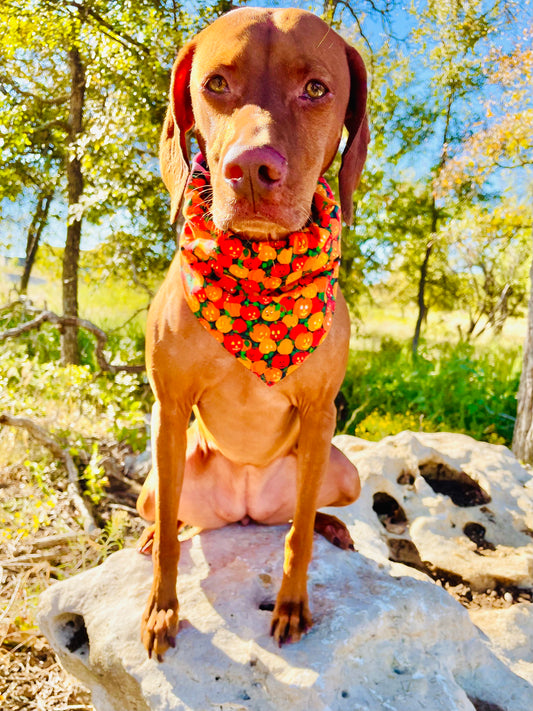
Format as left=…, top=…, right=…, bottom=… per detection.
left=136, top=7, right=369, bottom=660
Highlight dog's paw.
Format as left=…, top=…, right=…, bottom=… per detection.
left=314, top=511, right=355, bottom=550
left=270, top=598, right=312, bottom=647
left=141, top=593, right=179, bottom=661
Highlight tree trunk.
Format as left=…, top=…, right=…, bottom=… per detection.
left=322, top=0, right=340, bottom=22
left=412, top=196, right=439, bottom=357
left=411, top=241, right=433, bottom=357
left=512, top=239, right=533, bottom=462
left=61, top=46, right=86, bottom=365
left=20, top=191, right=53, bottom=294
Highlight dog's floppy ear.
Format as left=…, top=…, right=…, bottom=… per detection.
left=339, top=45, right=370, bottom=225
left=159, top=41, right=196, bottom=224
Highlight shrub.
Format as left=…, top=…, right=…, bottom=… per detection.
left=338, top=338, right=520, bottom=445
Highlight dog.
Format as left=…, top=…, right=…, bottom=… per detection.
left=136, top=6, right=369, bottom=660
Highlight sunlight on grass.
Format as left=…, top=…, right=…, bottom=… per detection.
left=355, top=299, right=526, bottom=351
left=1, top=258, right=155, bottom=332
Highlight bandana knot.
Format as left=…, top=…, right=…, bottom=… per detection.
left=180, top=154, right=342, bottom=386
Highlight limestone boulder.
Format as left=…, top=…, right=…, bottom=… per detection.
left=37, top=432, right=533, bottom=711
left=331, top=431, right=533, bottom=591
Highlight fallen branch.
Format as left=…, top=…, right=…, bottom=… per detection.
left=0, top=307, right=145, bottom=374
left=0, top=551, right=65, bottom=567
left=0, top=413, right=99, bottom=534
left=30, top=532, right=92, bottom=550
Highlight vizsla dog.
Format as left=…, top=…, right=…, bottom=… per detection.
left=136, top=6, right=369, bottom=660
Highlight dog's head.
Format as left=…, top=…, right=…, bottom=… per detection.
left=160, top=7, right=369, bottom=237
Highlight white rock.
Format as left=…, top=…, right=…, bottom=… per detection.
left=37, top=432, right=533, bottom=711
left=331, top=431, right=533, bottom=590
left=470, top=604, right=533, bottom=685
left=38, top=535, right=532, bottom=710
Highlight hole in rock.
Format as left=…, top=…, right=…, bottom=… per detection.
left=480, top=505, right=496, bottom=522
left=56, top=613, right=89, bottom=656
left=463, top=522, right=496, bottom=551
left=419, top=461, right=491, bottom=507
left=468, top=697, right=505, bottom=711
left=258, top=600, right=275, bottom=612
left=387, top=538, right=429, bottom=574
left=397, top=470, right=415, bottom=486
left=373, top=492, right=408, bottom=534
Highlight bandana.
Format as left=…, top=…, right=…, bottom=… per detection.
left=180, top=154, right=341, bottom=386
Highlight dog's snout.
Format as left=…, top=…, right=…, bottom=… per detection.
left=223, top=146, right=288, bottom=193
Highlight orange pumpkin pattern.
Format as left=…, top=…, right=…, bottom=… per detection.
left=180, top=155, right=341, bottom=386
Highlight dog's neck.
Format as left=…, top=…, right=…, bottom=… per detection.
left=179, top=154, right=342, bottom=386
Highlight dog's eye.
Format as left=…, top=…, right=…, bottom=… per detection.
left=304, top=80, right=328, bottom=100
left=205, top=75, right=228, bottom=94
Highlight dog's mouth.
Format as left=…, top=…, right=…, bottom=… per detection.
left=212, top=196, right=310, bottom=240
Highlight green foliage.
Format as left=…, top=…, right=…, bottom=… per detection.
left=338, top=336, right=520, bottom=444
left=0, top=469, right=59, bottom=544
left=81, top=442, right=108, bottom=505
left=355, top=409, right=433, bottom=441
left=97, top=509, right=130, bottom=559
left=0, top=336, right=151, bottom=454
left=1, top=0, right=180, bottom=281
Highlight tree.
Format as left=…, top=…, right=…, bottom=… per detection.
left=1, top=0, right=185, bottom=360
left=62, top=44, right=86, bottom=364
left=19, top=190, right=54, bottom=294
left=408, top=0, right=518, bottom=354
left=432, top=20, right=533, bottom=457
left=445, top=202, right=530, bottom=339
left=351, top=0, right=522, bottom=354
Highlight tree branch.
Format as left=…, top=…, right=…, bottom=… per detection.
left=64, top=0, right=150, bottom=56
left=0, top=74, right=70, bottom=106
left=0, top=413, right=98, bottom=534
left=337, top=0, right=375, bottom=56
left=0, top=307, right=145, bottom=374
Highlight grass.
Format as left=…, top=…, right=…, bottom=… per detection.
left=355, top=293, right=526, bottom=350
left=337, top=293, right=525, bottom=446
left=339, top=338, right=521, bottom=444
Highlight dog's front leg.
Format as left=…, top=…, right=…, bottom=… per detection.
left=141, top=399, right=189, bottom=660
left=271, top=402, right=336, bottom=646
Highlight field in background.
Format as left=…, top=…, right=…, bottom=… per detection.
left=339, top=292, right=525, bottom=445
left=0, top=254, right=153, bottom=334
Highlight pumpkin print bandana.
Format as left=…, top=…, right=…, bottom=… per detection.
left=180, top=154, right=341, bottom=387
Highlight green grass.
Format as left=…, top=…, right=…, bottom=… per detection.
left=336, top=293, right=525, bottom=446
left=338, top=337, right=522, bottom=445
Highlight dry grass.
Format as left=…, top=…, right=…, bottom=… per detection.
left=1, top=620, right=93, bottom=711
left=0, top=468, right=96, bottom=710
left=355, top=296, right=526, bottom=350
left=0, top=436, right=144, bottom=710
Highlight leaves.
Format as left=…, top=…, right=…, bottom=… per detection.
left=436, top=23, right=533, bottom=193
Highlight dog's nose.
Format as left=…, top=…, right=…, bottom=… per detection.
left=223, top=146, right=288, bottom=193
